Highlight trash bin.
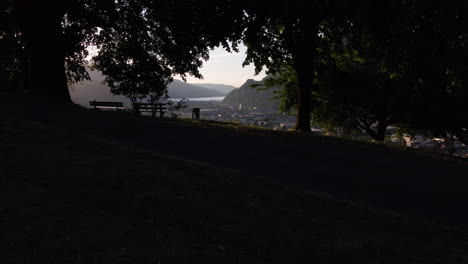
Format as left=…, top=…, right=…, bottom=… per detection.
left=192, top=108, right=200, bottom=119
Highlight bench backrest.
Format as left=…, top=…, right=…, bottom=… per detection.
left=134, top=103, right=167, bottom=110
left=89, top=101, right=124, bottom=108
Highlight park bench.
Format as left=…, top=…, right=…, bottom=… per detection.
left=133, top=102, right=167, bottom=118
left=89, top=100, right=124, bottom=111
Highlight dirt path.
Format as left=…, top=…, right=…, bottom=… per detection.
left=3, top=93, right=468, bottom=228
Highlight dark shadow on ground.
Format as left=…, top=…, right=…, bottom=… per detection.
left=2, top=92, right=468, bottom=229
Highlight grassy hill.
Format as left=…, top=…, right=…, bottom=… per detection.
left=1, top=112, right=468, bottom=263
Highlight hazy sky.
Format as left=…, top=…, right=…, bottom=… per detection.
left=178, top=44, right=266, bottom=87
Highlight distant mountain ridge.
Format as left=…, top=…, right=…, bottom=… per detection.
left=222, top=79, right=280, bottom=111
left=169, top=80, right=225, bottom=98
left=70, top=70, right=131, bottom=108
left=69, top=70, right=227, bottom=107
left=192, top=83, right=237, bottom=95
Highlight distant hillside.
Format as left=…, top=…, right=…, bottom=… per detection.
left=192, top=83, right=237, bottom=95
left=69, top=70, right=225, bottom=107
left=69, top=70, right=131, bottom=108
left=169, top=80, right=224, bottom=98
left=222, top=79, right=280, bottom=111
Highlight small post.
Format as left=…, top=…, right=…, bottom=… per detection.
left=159, top=104, right=165, bottom=119
left=192, top=108, right=200, bottom=119
left=133, top=103, right=141, bottom=116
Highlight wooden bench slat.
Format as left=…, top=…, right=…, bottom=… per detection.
left=90, top=101, right=124, bottom=107
left=134, top=103, right=167, bottom=111
left=89, top=101, right=124, bottom=111
left=138, top=106, right=166, bottom=110
left=135, top=103, right=166, bottom=106
left=132, top=103, right=167, bottom=117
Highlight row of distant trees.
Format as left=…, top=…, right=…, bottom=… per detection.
left=1, top=1, right=468, bottom=142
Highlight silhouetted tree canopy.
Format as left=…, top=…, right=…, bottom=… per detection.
left=348, top=0, right=468, bottom=142
left=3, top=0, right=468, bottom=142
left=241, top=1, right=353, bottom=132
left=261, top=0, right=468, bottom=141
left=5, top=0, right=244, bottom=101
left=0, top=0, right=22, bottom=90
left=91, top=0, right=245, bottom=105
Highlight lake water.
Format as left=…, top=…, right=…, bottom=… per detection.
left=170, top=96, right=225, bottom=102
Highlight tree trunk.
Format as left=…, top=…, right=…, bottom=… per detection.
left=294, top=60, right=314, bottom=132
left=372, top=107, right=389, bottom=142
left=374, top=120, right=387, bottom=142
left=29, top=20, right=70, bottom=102
left=19, top=50, right=31, bottom=91
left=360, top=119, right=387, bottom=142
left=15, top=1, right=70, bottom=102
left=290, top=20, right=319, bottom=132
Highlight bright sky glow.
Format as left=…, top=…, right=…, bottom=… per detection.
left=179, top=44, right=266, bottom=87
left=87, top=43, right=266, bottom=88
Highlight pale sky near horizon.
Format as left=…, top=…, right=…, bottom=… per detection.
left=177, top=44, right=266, bottom=88
left=87, top=43, right=265, bottom=88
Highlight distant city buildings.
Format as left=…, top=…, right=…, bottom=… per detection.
left=174, top=101, right=295, bottom=130
left=173, top=101, right=468, bottom=158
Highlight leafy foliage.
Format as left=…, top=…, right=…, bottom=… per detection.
left=240, top=1, right=356, bottom=131
left=92, top=25, right=173, bottom=105
left=88, top=0, right=246, bottom=107
left=259, top=0, right=468, bottom=141
left=167, top=98, right=189, bottom=118
left=3, top=0, right=468, bottom=143
left=4, top=0, right=246, bottom=101
left=0, top=0, right=22, bottom=90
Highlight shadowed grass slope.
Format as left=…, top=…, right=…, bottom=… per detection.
left=1, top=115, right=467, bottom=263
